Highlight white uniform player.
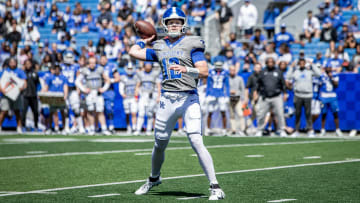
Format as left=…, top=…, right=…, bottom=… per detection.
left=119, top=63, right=138, bottom=134
left=134, top=62, right=161, bottom=136
left=75, top=56, right=111, bottom=135
left=129, top=7, right=225, bottom=200
left=61, top=51, right=83, bottom=133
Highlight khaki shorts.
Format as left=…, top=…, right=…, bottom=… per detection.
left=1, top=96, right=23, bottom=111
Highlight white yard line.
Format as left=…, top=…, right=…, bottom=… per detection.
left=134, top=152, right=152, bottom=156
left=177, top=195, right=207, bottom=200
left=0, top=159, right=359, bottom=198
left=88, top=193, right=120, bottom=198
left=0, top=139, right=357, bottom=160
left=26, top=151, right=48, bottom=154
left=245, top=155, right=264, bottom=158
left=303, top=156, right=321, bottom=159
left=268, top=199, right=297, bottom=202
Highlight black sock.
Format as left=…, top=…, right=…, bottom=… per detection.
left=149, top=176, right=160, bottom=182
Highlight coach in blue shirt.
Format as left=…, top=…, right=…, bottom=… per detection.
left=0, top=58, right=27, bottom=133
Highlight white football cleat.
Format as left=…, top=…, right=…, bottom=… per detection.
left=209, top=184, right=225, bottom=200
left=320, top=128, right=326, bottom=136
left=146, top=131, right=152, bottom=136
left=336, top=128, right=343, bottom=137
left=308, top=130, right=316, bottom=138
left=133, top=131, right=140, bottom=136
left=349, top=129, right=357, bottom=137
left=280, top=131, right=287, bottom=137
left=126, top=126, right=132, bottom=134
left=291, top=131, right=299, bottom=137
left=102, top=130, right=111, bottom=136
left=254, top=131, right=262, bottom=137
left=135, top=177, right=162, bottom=195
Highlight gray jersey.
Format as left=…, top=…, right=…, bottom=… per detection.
left=229, top=75, right=245, bottom=98
left=136, top=70, right=160, bottom=94
left=79, top=66, right=104, bottom=90
left=151, top=36, right=205, bottom=91
left=120, top=74, right=138, bottom=97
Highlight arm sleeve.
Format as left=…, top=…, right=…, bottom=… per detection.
left=146, top=48, right=158, bottom=62
left=191, top=49, right=206, bottom=63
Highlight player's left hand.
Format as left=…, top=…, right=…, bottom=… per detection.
left=169, top=64, right=187, bottom=73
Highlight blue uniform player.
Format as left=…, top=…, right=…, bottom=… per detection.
left=43, top=63, right=68, bottom=134
left=99, top=55, right=121, bottom=133
left=129, top=7, right=225, bottom=200
left=206, top=60, right=230, bottom=136
left=61, top=51, right=82, bottom=134
left=319, top=64, right=343, bottom=136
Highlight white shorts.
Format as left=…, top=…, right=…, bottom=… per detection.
left=207, top=96, right=228, bottom=113
left=86, top=91, right=104, bottom=112
left=311, top=99, right=321, bottom=115
left=68, top=90, right=80, bottom=114
left=123, top=97, right=138, bottom=114
left=138, top=96, right=157, bottom=117
left=155, top=91, right=201, bottom=140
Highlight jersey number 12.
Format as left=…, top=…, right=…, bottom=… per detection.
left=162, top=58, right=182, bottom=80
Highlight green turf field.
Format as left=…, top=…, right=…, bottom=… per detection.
left=0, top=134, right=359, bottom=202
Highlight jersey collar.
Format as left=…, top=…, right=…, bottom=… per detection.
left=163, top=35, right=185, bottom=48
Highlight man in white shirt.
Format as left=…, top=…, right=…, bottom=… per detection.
left=259, top=45, right=278, bottom=67
left=237, top=0, right=258, bottom=39
left=301, top=10, right=320, bottom=42
left=24, top=22, right=40, bottom=44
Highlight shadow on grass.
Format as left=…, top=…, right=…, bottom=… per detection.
left=150, top=191, right=205, bottom=198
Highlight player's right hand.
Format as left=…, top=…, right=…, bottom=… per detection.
left=143, top=35, right=156, bottom=45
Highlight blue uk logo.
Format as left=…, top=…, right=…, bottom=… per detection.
left=160, top=101, right=165, bottom=109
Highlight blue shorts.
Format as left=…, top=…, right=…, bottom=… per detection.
left=320, top=97, right=339, bottom=114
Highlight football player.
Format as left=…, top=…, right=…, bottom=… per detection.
left=42, top=63, right=68, bottom=134
left=119, top=62, right=138, bottom=134
left=99, top=55, right=121, bottom=133
left=61, top=51, right=83, bottom=134
left=319, top=63, right=343, bottom=136
left=75, top=56, right=111, bottom=135
left=134, top=62, right=161, bottom=136
left=206, top=59, right=230, bottom=136
left=129, top=7, right=225, bottom=200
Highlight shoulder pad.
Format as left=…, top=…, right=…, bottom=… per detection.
left=186, top=36, right=205, bottom=50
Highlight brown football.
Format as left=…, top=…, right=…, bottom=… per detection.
left=134, top=20, right=157, bottom=41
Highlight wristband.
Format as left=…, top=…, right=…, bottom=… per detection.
left=136, top=41, right=145, bottom=49
left=186, top=66, right=200, bottom=78
left=110, top=78, right=115, bottom=83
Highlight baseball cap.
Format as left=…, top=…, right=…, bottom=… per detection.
left=245, top=0, right=250, bottom=2
left=280, top=23, right=286, bottom=28
left=38, top=42, right=44, bottom=48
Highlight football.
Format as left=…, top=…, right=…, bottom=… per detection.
left=134, top=20, right=157, bottom=41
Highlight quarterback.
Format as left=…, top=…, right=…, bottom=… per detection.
left=129, top=7, right=225, bottom=200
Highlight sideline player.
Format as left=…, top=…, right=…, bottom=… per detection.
left=206, top=59, right=230, bottom=136
left=319, top=63, right=343, bottom=136
left=119, top=62, right=138, bottom=134
left=129, top=7, right=225, bottom=200
left=99, top=55, right=120, bottom=133
left=61, top=51, right=83, bottom=133
left=134, top=62, right=161, bottom=136
left=75, top=56, right=111, bottom=135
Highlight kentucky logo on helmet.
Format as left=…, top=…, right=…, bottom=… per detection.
left=162, top=7, right=187, bottom=38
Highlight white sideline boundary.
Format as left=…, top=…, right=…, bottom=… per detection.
left=0, top=159, right=359, bottom=198
left=0, top=139, right=358, bottom=160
